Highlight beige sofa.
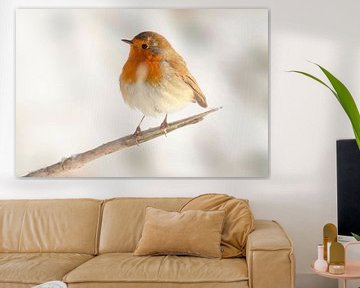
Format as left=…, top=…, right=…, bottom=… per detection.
left=0, top=198, right=295, bottom=288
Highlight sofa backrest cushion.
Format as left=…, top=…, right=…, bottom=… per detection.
left=99, top=198, right=189, bottom=253
left=0, top=199, right=102, bottom=254
left=181, top=194, right=254, bottom=258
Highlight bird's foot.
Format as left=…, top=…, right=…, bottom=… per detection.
left=160, top=114, right=168, bottom=136
left=133, top=126, right=142, bottom=146
left=160, top=120, right=168, bottom=136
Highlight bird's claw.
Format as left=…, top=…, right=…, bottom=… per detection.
left=133, top=126, right=142, bottom=146
left=160, top=122, right=168, bottom=136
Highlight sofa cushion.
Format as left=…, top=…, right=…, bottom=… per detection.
left=181, top=194, right=254, bottom=257
left=0, top=253, right=93, bottom=285
left=0, top=199, right=102, bottom=254
left=99, top=198, right=190, bottom=253
left=134, top=207, right=225, bottom=258
left=63, top=253, right=248, bottom=284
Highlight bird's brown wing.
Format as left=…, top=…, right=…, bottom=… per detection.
left=182, top=73, right=208, bottom=108
left=167, top=54, right=208, bottom=108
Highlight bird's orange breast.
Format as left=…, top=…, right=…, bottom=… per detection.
left=121, top=54, right=163, bottom=85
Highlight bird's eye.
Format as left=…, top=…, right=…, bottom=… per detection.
left=141, top=44, right=148, bottom=49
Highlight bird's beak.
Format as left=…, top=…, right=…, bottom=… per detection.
left=121, top=39, right=133, bottom=45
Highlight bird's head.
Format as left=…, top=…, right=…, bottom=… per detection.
left=122, top=31, right=173, bottom=61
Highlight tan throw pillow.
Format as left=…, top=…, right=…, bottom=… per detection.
left=134, top=207, right=225, bottom=258
left=181, top=193, right=254, bottom=258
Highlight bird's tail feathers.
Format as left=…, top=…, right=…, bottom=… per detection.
left=195, top=93, right=208, bottom=108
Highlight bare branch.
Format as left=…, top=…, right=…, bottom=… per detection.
left=24, top=107, right=221, bottom=177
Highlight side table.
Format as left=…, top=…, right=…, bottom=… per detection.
left=311, top=242, right=360, bottom=288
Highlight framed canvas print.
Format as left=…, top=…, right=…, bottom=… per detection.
left=16, top=8, right=269, bottom=177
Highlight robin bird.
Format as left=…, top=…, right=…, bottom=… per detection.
left=119, top=31, right=208, bottom=135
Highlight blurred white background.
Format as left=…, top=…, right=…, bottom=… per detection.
left=16, top=9, right=269, bottom=177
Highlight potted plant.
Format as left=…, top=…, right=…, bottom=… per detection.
left=290, top=63, right=360, bottom=241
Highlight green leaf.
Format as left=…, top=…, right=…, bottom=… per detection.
left=354, top=128, right=360, bottom=149
left=351, top=232, right=360, bottom=241
left=316, top=64, right=360, bottom=150
left=289, top=64, right=360, bottom=150
left=288, top=70, right=337, bottom=99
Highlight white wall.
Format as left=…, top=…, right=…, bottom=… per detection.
left=1, top=1, right=359, bottom=287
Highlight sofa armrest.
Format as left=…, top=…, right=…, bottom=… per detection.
left=246, top=220, right=295, bottom=288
